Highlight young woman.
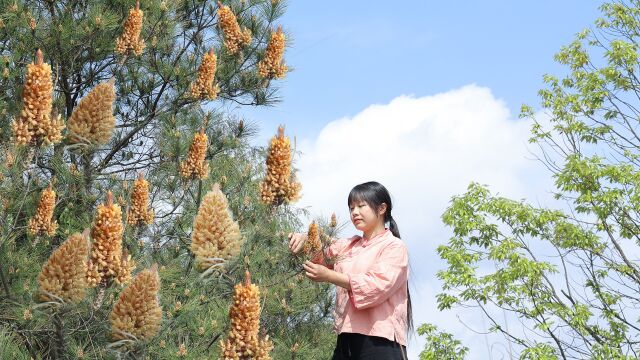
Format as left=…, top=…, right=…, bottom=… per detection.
left=288, top=181, right=412, bottom=360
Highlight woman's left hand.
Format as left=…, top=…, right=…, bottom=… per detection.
left=303, top=261, right=331, bottom=282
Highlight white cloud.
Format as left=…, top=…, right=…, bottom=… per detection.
left=295, top=84, right=558, bottom=359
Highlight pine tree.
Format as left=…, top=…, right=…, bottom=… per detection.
left=0, top=0, right=335, bottom=358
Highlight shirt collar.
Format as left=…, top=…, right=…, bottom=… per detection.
left=358, top=228, right=390, bottom=247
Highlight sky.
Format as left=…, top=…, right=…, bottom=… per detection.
left=239, top=1, right=604, bottom=358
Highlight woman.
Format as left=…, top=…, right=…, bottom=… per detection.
left=289, top=181, right=411, bottom=359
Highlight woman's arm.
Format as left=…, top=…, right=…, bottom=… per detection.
left=348, top=241, right=408, bottom=310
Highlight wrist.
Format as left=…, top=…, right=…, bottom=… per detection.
left=328, top=270, right=350, bottom=290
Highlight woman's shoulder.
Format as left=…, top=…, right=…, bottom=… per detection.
left=382, top=231, right=407, bottom=249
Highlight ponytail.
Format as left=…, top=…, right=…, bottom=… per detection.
left=388, top=214, right=401, bottom=239
left=386, top=213, right=413, bottom=336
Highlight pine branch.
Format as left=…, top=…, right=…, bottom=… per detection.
left=53, top=312, right=66, bottom=359
left=0, top=264, right=10, bottom=299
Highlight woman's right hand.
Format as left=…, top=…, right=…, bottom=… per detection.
left=288, top=232, right=307, bottom=254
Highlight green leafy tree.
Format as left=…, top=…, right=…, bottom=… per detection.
left=436, top=1, right=640, bottom=359
left=0, top=0, right=336, bottom=358
left=418, top=323, right=468, bottom=360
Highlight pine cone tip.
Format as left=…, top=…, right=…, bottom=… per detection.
left=35, top=49, right=43, bottom=65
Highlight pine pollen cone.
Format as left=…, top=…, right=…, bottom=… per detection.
left=304, top=221, right=321, bottom=256
left=219, top=271, right=273, bottom=360
left=260, top=125, right=301, bottom=206
left=126, top=173, right=154, bottom=226
left=12, top=49, right=63, bottom=147
left=330, top=213, right=337, bottom=228
left=180, top=128, right=209, bottom=180
left=28, top=183, right=58, bottom=237
left=217, top=2, right=252, bottom=55
left=190, top=183, right=243, bottom=270
left=109, top=265, right=162, bottom=341
left=38, top=231, right=90, bottom=303
left=67, top=78, right=116, bottom=145
left=115, top=0, right=145, bottom=56
left=87, top=192, right=132, bottom=287
left=258, top=26, right=287, bottom=80
left=190, top=48, right=220, bottom=100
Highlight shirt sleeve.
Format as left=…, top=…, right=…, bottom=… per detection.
left=348, top=241, right=408, bottom=310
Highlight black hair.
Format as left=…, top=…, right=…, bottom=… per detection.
left=347, top=181, right=414, bottom=335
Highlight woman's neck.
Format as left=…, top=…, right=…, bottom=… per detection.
left=363, top=224, right=387, bottom=240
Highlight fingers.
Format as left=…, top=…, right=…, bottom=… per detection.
left=288, top=233, right=295, bottom=250
left=303, top=263, right=319, bottom=281
left=288, top=233, right=306, bottom=254
left=288, top=233, right=298, bottom=252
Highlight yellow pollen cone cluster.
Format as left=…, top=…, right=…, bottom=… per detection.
left=126, top=173, right=154, bottom=226
left=38, top=231, right=89, bottom=303
left=191, top=183, right=242, bottom=271
left=219, top=272, right=273, bottom=360
left=28, top=183, right=58, bottom=237
left=12, top=50, right=64, bottom=147
left=258, top=26, right=287, bottom=79
left=67, top=78, right=116, bottom=145
left=260, top=126, right=301, bottom=206
left=304, top=221, right=321, bottom=256
left=217, top=2, right=251, bottom=55
left=87, top=192, right=134, bottom=287
left=190, top=48, right=220, bottom=100
left=180, top=128, right=209, bottom=180
left=330, top=213, right=337, bottom=228
left=115, top=0, right=145, bottom=56
left=109, top=266, right=162, bottom=341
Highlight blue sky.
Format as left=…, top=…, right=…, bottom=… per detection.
left=242, top=1, right=601, bottom=143
left=239, top=2, right=605, bottom=358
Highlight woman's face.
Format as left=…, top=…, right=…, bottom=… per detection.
left=349, top=200, right=383, bottom=232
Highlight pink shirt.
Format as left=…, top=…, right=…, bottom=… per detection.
left=323, top=229, right=409, bottom=346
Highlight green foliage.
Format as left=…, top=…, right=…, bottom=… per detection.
left=519, top=343, right=557, bottom=360
left=437, top=0, right=640, bottom=358
left=417, top=323, right=468, bottom=360
left=0, top=0, right=336, bottom=358
left=0, top=327, right=31, bottom=360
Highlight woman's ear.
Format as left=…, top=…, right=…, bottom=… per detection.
left=378, top=203, right=387, bottom=217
